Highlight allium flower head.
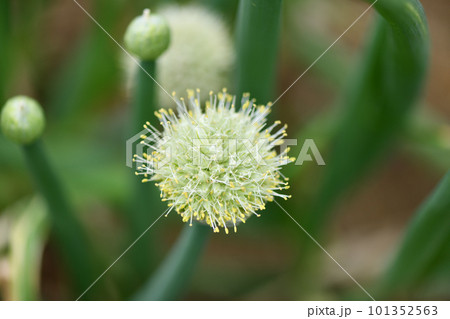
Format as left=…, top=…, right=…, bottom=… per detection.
left=134, top=90, right=293, bottom=233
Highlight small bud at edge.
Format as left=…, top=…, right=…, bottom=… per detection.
left=1, top=96, right=46, bottom=144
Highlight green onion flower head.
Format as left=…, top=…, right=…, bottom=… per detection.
left=124, top=9, right=170, bottom=61
left=134, top=89, right=294, bottom=233
left=1, top=96, right=46, bottom=144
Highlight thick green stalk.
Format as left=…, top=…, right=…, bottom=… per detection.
left=133, top=223, right=210, bottom=300
left=379, top=172, right=450, bottom=298
left=235, top=0, right=283, bottom=103
left=305, top=0, right=430, bottom=236
left=127, top=60, right=164, bottom=278
left=130, top=61, right=157, bottom=134
left=23, top=140, right=98, bottom=296
left=286, top=17, right=447, bottom=177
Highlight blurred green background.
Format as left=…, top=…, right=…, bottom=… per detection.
left=0, top=0, right=449, bottom=300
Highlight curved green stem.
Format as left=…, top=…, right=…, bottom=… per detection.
left=132, top=223, right=210, bottom=300
left=235, top=0, right=283, bottom=104
left=305, top=0, right=430, bottom=236
left=23, top=140, right=98, bottom=296
left=288, top=0, right=430, bottom=299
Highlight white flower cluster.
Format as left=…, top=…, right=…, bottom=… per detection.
left=134, top=90, right=293, bottom=233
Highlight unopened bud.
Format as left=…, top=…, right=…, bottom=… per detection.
left=124, top=9, right=170, bottom=60
left=1, top=96, right=46, bottom=144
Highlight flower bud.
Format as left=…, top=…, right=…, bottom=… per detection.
left=124, top=9, right=170, bottom=61
left=1, top=96, right=46, bottom=144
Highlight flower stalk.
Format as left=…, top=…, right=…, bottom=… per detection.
left=128, top=60, right=162, bottom=276
left=133, top=222, right=210, bottom=300
left=22, top=140, right=98, bottom=295
left=130, top=59, right=159, bottom=228
left=1, top=96, right=98, bottom=297
left=235, top=0, right=283, bottom=103
left=124, top=9, right=170, bottom=282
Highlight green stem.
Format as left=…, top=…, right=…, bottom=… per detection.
left=131, top=60, right=157, bottom=133
left=291, top=0, right=429, bottom=299
left=23, top=140, right=98, bottom=296
left=235, top=0, right=283, bottom=104
left=379, top=171, right=450, bottom=298
left=128, top=60, right=163, bottom=279
left=133, top=223, right=210, bottom=300
left=306, top=0, right=430, bottom=236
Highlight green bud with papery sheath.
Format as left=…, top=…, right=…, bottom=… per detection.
left=124, top=9, right=170, bottom=61
left=1, top=96, right=46, bottom=144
